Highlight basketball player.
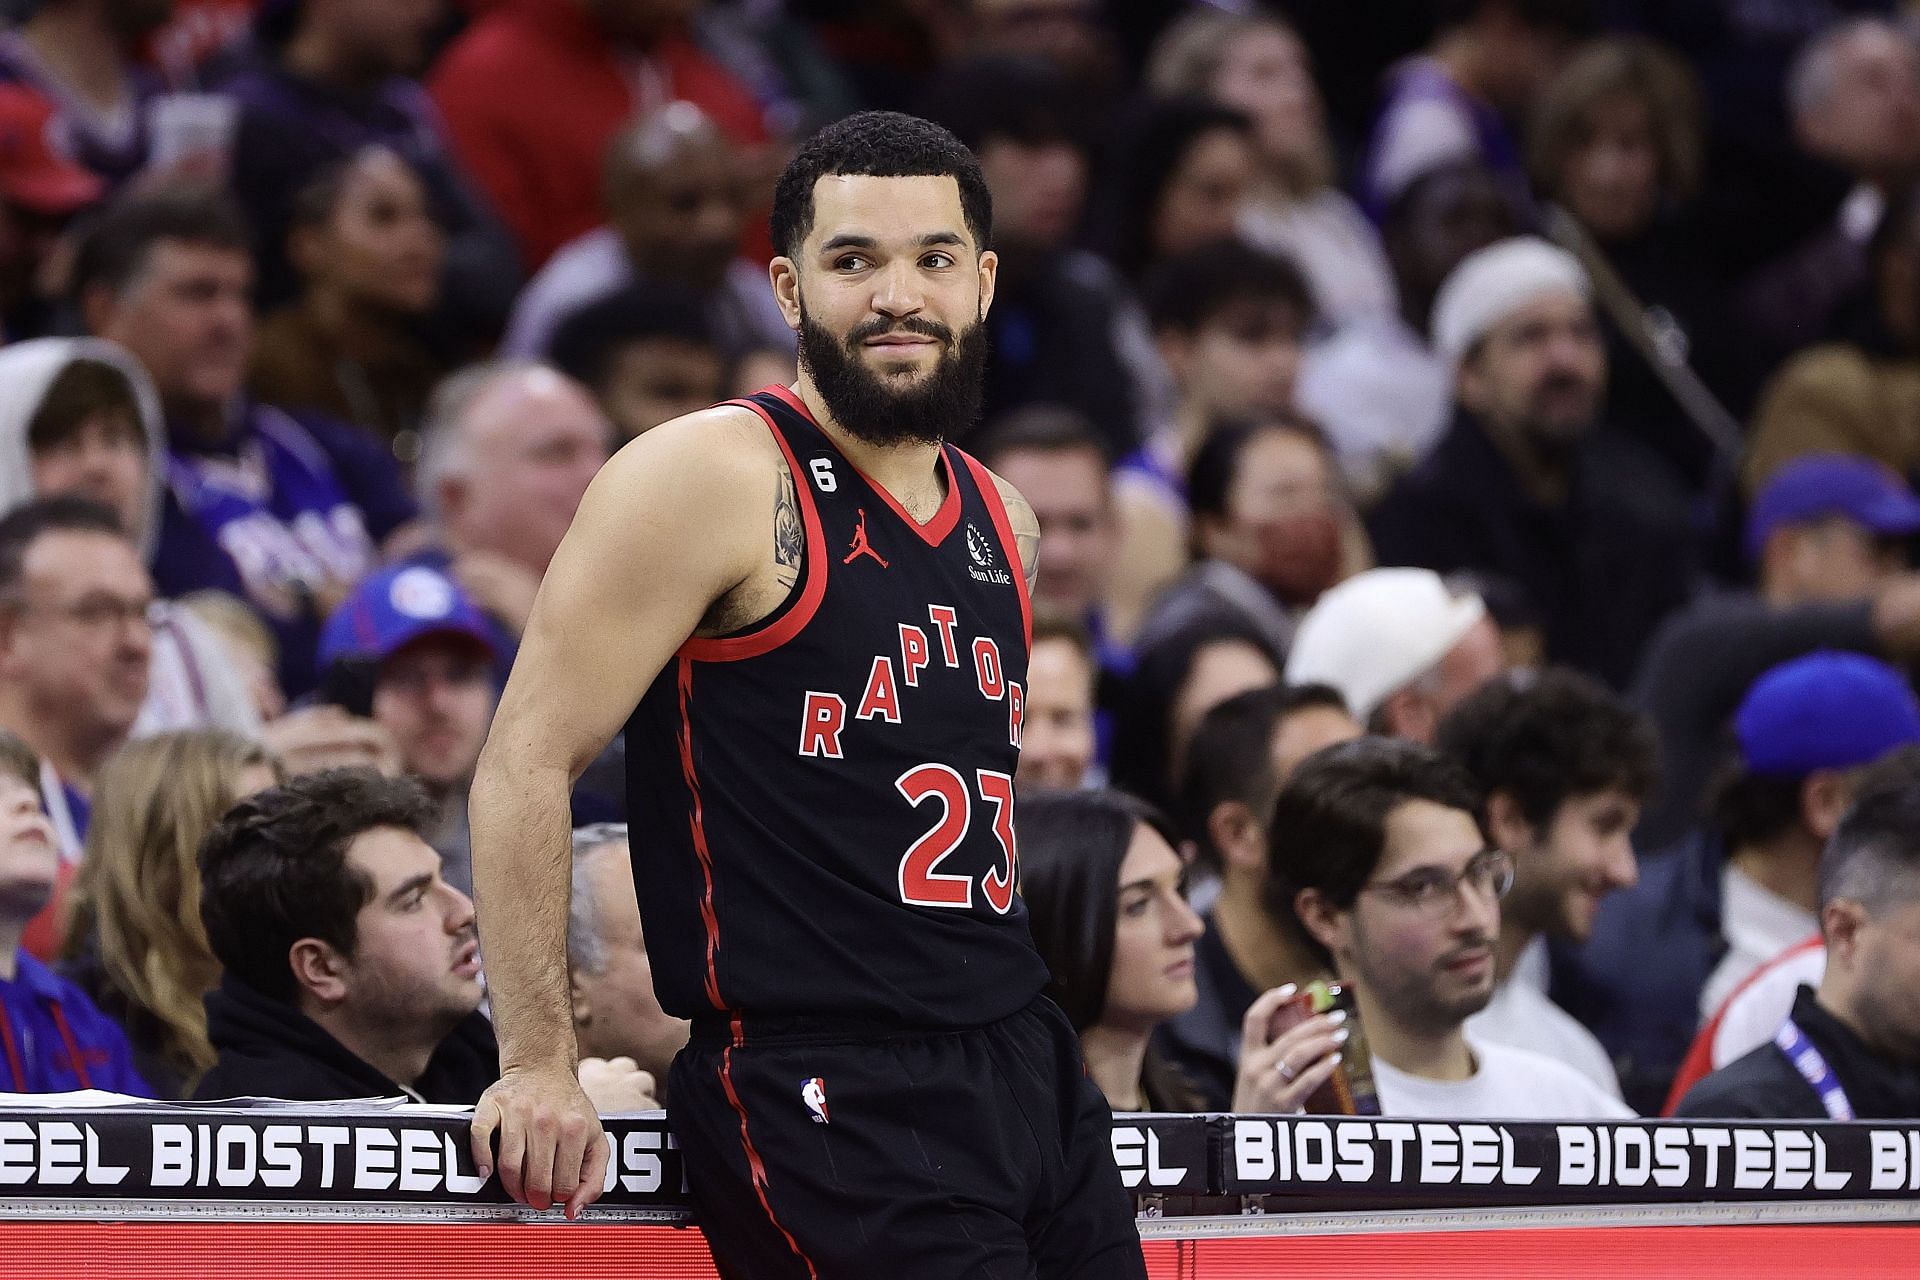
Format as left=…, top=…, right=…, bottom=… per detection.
left=467, top=112, right=1147, bottom=1279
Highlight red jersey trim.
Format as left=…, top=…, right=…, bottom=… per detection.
left=675, top=656, right=726, bottom=1012
left=958, top=448, right=1033, bottom=651
left=763, top=384, right=962, bottom=547
left=679, top=395, right=830, bottom=664
left=718, top=1035, right=820, bottom=1279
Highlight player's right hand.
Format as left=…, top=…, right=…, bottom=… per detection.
left=470, top=1063, right=610, bottom=1219
left=1230, top=984, right=1348, bottom=1114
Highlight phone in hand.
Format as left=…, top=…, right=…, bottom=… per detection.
left=1267, top=980, right=1381, bottom=1116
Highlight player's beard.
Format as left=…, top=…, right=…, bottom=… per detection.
left=797, top=305, right=988, bottom=448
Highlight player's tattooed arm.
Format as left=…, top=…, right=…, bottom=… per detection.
left=1004, top=488, right=1041, bottom=598
left=773, top=460, right=803, bottom=590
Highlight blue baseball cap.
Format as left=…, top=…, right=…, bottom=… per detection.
left=319, top=564, right=498, bottom=669
left=1734, top=651, right=1920, bottom=776
left=1745, top=454, right=1920, bottom=562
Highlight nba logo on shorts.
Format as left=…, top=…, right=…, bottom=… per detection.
left=801, top=1077, right=830, bottom=1124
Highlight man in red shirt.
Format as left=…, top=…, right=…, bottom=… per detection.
left=430, top=0, right=767, bottom=271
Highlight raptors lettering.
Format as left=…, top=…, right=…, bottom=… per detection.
left=799, top=601, right=1025, bottom=759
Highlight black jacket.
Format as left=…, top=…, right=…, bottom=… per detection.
left=192, top=975, right=498, bottom=1104
left=1368, top=411, right=1696, bottom=689
left=1675, top=986, right=1920, bottom=1120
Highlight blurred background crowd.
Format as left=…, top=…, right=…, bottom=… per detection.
left=4, top=0, right=1920, bottom=1130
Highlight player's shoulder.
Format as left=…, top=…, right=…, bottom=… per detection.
left=597, top=401, right=786, bottom=493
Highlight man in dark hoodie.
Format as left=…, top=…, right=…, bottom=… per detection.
left=193, top=768, right=496, bottom=1103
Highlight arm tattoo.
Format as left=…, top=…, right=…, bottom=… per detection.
left=1009, top=495, right=1041, bottom=597
left=774, top=463, right=803, bottom=590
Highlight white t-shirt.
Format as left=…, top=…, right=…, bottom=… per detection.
left=1372, top=1038, right=1635, bottom=1120
left=1700, top=866, right=1818, bottom=1021
left=1467, top=974, right=1624, bottom=1101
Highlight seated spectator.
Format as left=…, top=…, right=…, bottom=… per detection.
left=1633, top=455, right=1920, bottom=848
left=567, top=824, right=688, bottom=1092
left=1092, top=98, right=1257, bottom=287
left=0, top=85, right=104, bottom=342
left=0, top=498, right=150, bottom=870
left=1358, top=0, right=1587, bottom=217
left=249, top=147, right=452, bottom=455
left=0, top=727, right=149, bottom=1095
left=1677, top=781, right=1920, bottom=1119
left=411, top=361, right=612, bottom=660
left=1115, top=240, right=1315, bottom=640
left=1528, top=37, right=1742, bottom=490
left=548, top=282, right=727, bottom=442
left=1735, top=18, right=1920, bottom=381
left=1295, top=161, right=1522, bottom=504
left=1134, top=416, right=1369, bottom=663
left=0, top=338, right=260, bottom=738
left=919, top=56, right=1148, bottom=458
left=1018, top=611, right=1098, bottom=792
left=0, top=0, right=170, bottom=184
left=195, top=768, right=661, bottom=1108
left=1285, top=568, right=1504, bottom=745
left=1663, top=745, right=1920, bottom=1113
left=1109, top=619, right=1280, bottom=814
left=1147, top=8, right=1395, bottom=328
left=60, top=729, right=281, bottom=1097
left=1437, top=668, right=1661, bottom=1098
left=972, top=407, right=1128, bottom=682
left=1745, top=182, right=1920, bottom=499
left=317, top=564, right=499, bottom=896
left=74, top=184, right=420, bottom=697
left=1158, top=684, right=1360, bottom=1108
left=431, top=0, right=767, bottom=274
left=215, top=0, right=520, bottom=339
left=194, top=767, right=495, bottom=1103
left=1554, top=651, right=1920, bottom=1113
left=1272, top=736, right=1629, bottom=1118
left=1016, top=787, right=1207, bottom=1112
left=1369, top=236, right=1695, bottom=688
left=503, top=103, right=789, bottom=366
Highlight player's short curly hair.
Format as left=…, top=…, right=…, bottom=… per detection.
left=770, top=111, right=993, bottom=260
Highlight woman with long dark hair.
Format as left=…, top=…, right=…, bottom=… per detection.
left=1019, top=788, right=1342, bottom=1114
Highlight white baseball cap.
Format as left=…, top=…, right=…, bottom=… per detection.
left=1431, top=236, right=1589, bottom=369
left=1284, top=568, right=1488, bottom=720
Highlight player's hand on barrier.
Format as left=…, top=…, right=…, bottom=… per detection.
left=577, top=1056, right=660, bottom=1111
left=470, top=1063, right=611, bottom=1220
left=1231, top=984, right=1347, bottom=1114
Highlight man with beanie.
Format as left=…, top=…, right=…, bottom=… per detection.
left=1553, top=651, right=1920, bottom=1113
left=1369, top=236, right=1695, bottom=688
left=1284, top=568, right=1506, bottom=745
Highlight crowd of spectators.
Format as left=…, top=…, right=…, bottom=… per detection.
left=3, top=0, right=1920, bottom=1133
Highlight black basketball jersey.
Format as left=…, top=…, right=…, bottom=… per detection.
left=624, top=386, right=1050, bottom=1039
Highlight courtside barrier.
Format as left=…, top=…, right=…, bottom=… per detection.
left=2, top=1102, right=1918, bottom=1276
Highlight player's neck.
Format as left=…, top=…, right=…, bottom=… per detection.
left=1078, top=1023, right=1150, bottom=1113
left=790, top=378, right=947, bottom=507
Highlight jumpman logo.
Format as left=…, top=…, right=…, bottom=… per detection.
left=843, top=509, right=889, bottom=568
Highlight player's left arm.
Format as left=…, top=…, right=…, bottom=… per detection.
left=987, top=471, right=1041, bottom=597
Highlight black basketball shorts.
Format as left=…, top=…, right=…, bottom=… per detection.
left=666, top=995, right=1148, bottom=1280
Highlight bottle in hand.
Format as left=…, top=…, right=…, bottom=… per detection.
left=1267, top=980, right=1381, bottom=1116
